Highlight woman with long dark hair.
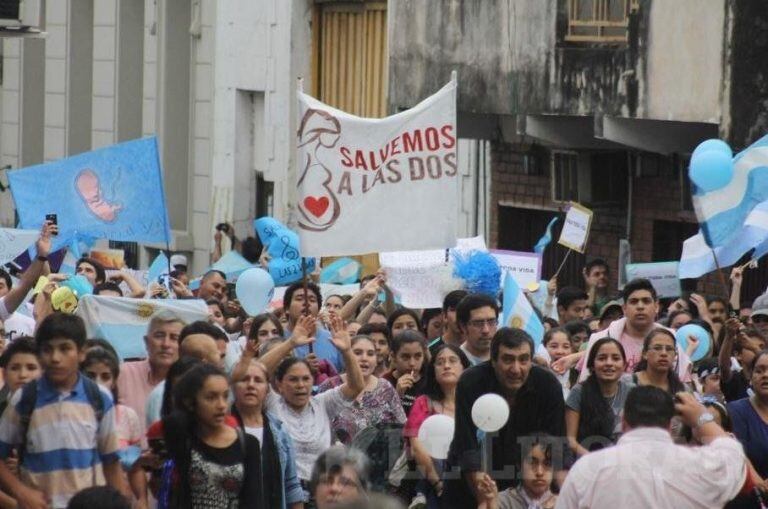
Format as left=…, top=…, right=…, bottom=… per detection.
left=632, top=328, right=686, bottom=394
left=158, top=363, right=264, bottom=508
left=566, top=337, right=634, bottom=457
left=404, top=344, right=470, bottom=507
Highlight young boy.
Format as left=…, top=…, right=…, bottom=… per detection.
left=0, top=337, right=41, bottom=416
left=0, top=313, right=128, bottom=509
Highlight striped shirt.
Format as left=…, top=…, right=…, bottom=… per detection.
left=0, top=374, right=120, bottom=508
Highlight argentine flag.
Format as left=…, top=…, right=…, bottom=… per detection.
left=502, top=272, right=545, bottom=348
left=76, top=295, right=208, bottom=360
left=533, top=217, right=558, bottom=254
left=679, top=203, right=768, bottom=278
left=693, top=134, right=768, bottom=247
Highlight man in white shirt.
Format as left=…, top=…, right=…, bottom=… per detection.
left=557, top=387, right=747, bottom=509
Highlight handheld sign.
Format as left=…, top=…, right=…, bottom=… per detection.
left=558, top=202, right=593, bottom=253
left=625, top=261, right=681, bottom=298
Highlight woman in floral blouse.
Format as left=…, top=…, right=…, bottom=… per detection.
left=317, top=334, right=406, bottom=443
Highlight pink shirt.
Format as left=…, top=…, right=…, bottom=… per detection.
left=117, top=360, right=160, bottom=431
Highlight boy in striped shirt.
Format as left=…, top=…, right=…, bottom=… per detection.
left=0, top=313, right=128, bottom=509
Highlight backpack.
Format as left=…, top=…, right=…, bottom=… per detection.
left=17, top=375, right=105, bottom=461
left=351, top=422, right=407, bottom=493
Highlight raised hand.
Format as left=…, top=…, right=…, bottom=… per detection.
left=686, top=334, right=699, bottom=357
left=329, top=314, right=351, bottom=352
left=36, top=221, right=56, bottom=258
left=291, top=314, right=317, bottom=347
left=547, top=277, right=558, bottom=297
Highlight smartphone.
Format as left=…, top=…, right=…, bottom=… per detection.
left=45, top=213, right=58, bottom=235
left=226, top=283, right=237, bottom=302
left=148, top=438, right=167, bottom=458
left=216, top=223, right=230, bottom=234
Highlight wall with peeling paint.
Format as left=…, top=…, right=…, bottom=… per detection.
left=643, top=0, right=725, bottom=123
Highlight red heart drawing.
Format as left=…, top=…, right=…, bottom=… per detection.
left=304, top=196, right=329, bottom=217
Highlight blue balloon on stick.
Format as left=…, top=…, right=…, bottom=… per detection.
left=675, top=324, right=710, bottom=362
left=689, top=150, right=733, bottom=192
left=236, top=268, right=275, bottom=316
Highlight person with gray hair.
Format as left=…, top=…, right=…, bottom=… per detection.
left=117, top=311, right=185, bottom=430
left=310, top=445, right=370, bottom=509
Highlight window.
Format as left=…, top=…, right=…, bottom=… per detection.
left=652, top=220, right=698, bottom=262
left=590, top=152, right=628, bottom=205
left=565, top=0, right=639, bottom=44
left=311, top=1, right=388, bottom=117
left=551, top=151, right=580, bottom=202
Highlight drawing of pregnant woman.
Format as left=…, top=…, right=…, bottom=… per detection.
left=297, top=108, right=342, bottom=232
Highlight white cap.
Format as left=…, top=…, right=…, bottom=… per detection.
left=170, top=254, right=188, bottom=270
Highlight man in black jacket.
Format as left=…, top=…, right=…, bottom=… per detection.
left=442, top=327, right=567, bottom=507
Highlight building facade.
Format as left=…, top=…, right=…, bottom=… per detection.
left=389, top=0, right=768, bottom=303
left=0, top=0, right=488, bottom=277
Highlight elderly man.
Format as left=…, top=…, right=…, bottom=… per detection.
left=116, top=312, right=185, bottom=428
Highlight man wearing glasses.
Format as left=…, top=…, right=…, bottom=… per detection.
left=456, top=294, right=500, bottom=366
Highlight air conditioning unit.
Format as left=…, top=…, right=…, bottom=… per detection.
left=0, top=0, right=42, bottom=30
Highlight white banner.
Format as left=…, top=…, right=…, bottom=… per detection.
left=296, top=81, right=458, bottom=257
left=0, top=228, right=39, bottom=266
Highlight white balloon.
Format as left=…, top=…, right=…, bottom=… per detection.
left=417, top=414, right=455, bottom=460
left=471, top=393, right=510, bottom=432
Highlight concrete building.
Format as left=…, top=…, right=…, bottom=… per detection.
left=0, top=0, right=488, bottom=277
left=389, top=0, right=768, bottom=304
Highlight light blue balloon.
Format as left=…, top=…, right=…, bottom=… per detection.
left=692, top=139, right=732, bottom=160
left=689, top=150, right=733, bottom=192
left=235, top=268, right=275, bottom=316
left=675, top=324, right=710, bottom=362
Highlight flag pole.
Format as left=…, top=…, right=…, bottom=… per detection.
left=552, top=249, right=573, bottom=280
left=710, top=249, right=733, bottom=316
left=301, top=256, right=313, bottom=353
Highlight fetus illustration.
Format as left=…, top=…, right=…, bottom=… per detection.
left=75, top=168, right=123, bottom=223
left=297, top=109, right=342, bottom=232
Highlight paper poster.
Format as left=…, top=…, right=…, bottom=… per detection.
left=625, top=261, right=681, bottom=298
left=490, top=250, right=541, bottom=288
left=378, top=249, right=446, bottom=308
left=558, top=202, right=593, bottom=253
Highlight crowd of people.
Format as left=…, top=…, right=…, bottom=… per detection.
left=0, top=223, right=765, bottom=508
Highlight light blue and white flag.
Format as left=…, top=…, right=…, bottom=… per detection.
left=0, top=228, right=39, bottom=266
left=502, top=272, right=545, bottom=348
left=320, top=257, right=361, bottom=284
left=533, top=217, right=558, bottom=254
left=76, top=295, right=208, bottom=360
left=679, top=199, right=768, bottom=278
left=8, top=137, right=171, bottom=252
left=210, top=250, right=255, bottom=282
left=693, top=134, right=768, bottom=248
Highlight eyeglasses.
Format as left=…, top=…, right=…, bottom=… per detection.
left=468, top=318, right=498, bottom=329
left=649, top=345, right=676, bottom=353
left=753, top=315, right=768, bottom=324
